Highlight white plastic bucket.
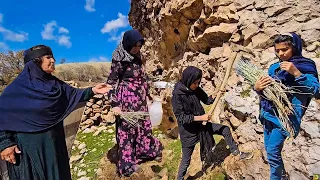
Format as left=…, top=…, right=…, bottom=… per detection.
left=149, top=98, right=163, bottom=127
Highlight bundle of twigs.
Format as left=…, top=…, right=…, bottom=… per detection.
left=235, top=56, right=296, bottom=137
left=117, top=111, right=149, bottom=127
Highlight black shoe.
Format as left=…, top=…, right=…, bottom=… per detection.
left=281, top=171, right=289, bottom=180
left=232, top=149, right=240, bottom=156
left=201, top=161, right=212, bottom=172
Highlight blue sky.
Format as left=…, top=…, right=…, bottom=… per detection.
left=0, top=0, right=132, bottom=63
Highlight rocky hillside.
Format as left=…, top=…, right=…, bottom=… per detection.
left=128, top=0, right=320, bottom=179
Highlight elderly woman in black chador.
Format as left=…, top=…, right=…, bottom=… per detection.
left=0, top=45, right=111, bottom=180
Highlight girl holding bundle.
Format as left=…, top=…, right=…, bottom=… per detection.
left=254, top=32, right=320, bottom=180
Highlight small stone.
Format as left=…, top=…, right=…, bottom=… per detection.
left=80, top=148, right=87, bottom=154
left=92, top=104, right=100, bottom=109
left=70, top=155, right=82, bottom=163
left=74, top=140, right=80, bottom=145
left=107, top=129, right=114, bottom=133
left=91, top=126, right=98, bottom=131
left=93, top=131, right=101, bottom=136
left=158, top=134, right=164, bottom=139
left=78, top=177, right=90, bottom=180
left=80, top=159, right=85, bottom=164
left=77, top=170, right=87, bottom=177
left=96, top=100, right=103, bottom=106
left=86, top=102, right=93, bottom=107
left=78, top=143, right=86, bottom=150
left=83, top=128, right=93, bottom=134
left=307, top=44, right=317, bottom=52
left=92, top=148, right=97, bottom=152
left=74, top=167, right=78, bottom=172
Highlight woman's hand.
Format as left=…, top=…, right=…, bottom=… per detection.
left=0, top=145, right=21, bottom=164
left=280, top=62, right=302, bottom=78
left=112, top=107, right=121, bottom=115
left=201, top=114, right=211, bottom=121
left=254, top=76, right=272, bottom=91
left=92, top=83, right=113, bottom=94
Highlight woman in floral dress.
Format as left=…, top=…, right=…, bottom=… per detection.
left=107, top=29, right=163, bottom=177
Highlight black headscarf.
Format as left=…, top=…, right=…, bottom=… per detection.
left=173, top=66, right=203, bottom=95
left=23, top=45, right=53, bottom=64
left=122, top=29, right=145, bottom=53
left=181, top=66, right=202, bottom=90
left=111, top=29, right=145, bottom=65
left=0, top=45, right=84, bottom=132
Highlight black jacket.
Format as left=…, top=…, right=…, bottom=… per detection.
left=172, top=82, right=214, bottom=148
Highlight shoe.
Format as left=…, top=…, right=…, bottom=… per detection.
left=239, top=152, right=253, bottom=160
left=281, top=171, right=289, bottom=180
left=154, top=154, right=162, bottom=162
left=201, top=161, right=212, bottom=172
left=232, top=149, right=240, bottom=156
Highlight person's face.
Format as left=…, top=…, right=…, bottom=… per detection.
left=275, top=42, right=293, bottom=61
left=40, top=55, right=55, bottom=74
left=130, top=41, right=142, bottom=55
left=190, top=79, right=201, bottom=90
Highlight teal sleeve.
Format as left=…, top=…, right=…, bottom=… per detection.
left=80, top=87, right=94, bottom=102
left=0, top=131, right=16, bottom=152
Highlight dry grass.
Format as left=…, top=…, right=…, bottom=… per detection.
left=119, top=112, right=149, bottom=127
left=235, top=57, right=296, bottom=137
left=54, top=62, right=111, bottom=82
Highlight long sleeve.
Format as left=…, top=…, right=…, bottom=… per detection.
left=106, top=60, right=125, bottom=107
left=0, top=131, right=16, bottom=152
left=195, top=87, right=215, bottom=105
left=293, top=74, right=320, bottom=95
left=80, top=87, right=94, bottom=102
left=172, top=94, right=194, bottom=125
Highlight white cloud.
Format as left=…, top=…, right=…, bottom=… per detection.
left=84, top=0, right=96, bottom=12
left=41, top=21, right=72, bottom=48
left=0, top=27, right=28, bottom=42
left=58, top=35, right=72, bottom=48
left=0, top=13, right=3, bottom=23
left=0, top=42, right=9, bottom=51
left=41, top=21, right=57, bottom=40
left=0, top=13, right=28, bottom=43
left=101, top=13, right=129, bottom=34
left=89, top=56, right=109, bottom=62
left=108, top=31, right=125, bottom=43
left=59, top=27, right=69, bottom=34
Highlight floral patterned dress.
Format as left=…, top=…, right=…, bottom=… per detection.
left=107, top=43, right=163, bottom=176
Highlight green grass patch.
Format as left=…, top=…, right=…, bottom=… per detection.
left=206, top=170, right=227, bottom=180
left=71, top=125, right=116, bottom=179
left=240, top=87, right=251, bottom=98
left=164, top=139, right=182, bottom=179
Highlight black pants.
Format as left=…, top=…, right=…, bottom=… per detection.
left=177, top=123, right=238, bottom=180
